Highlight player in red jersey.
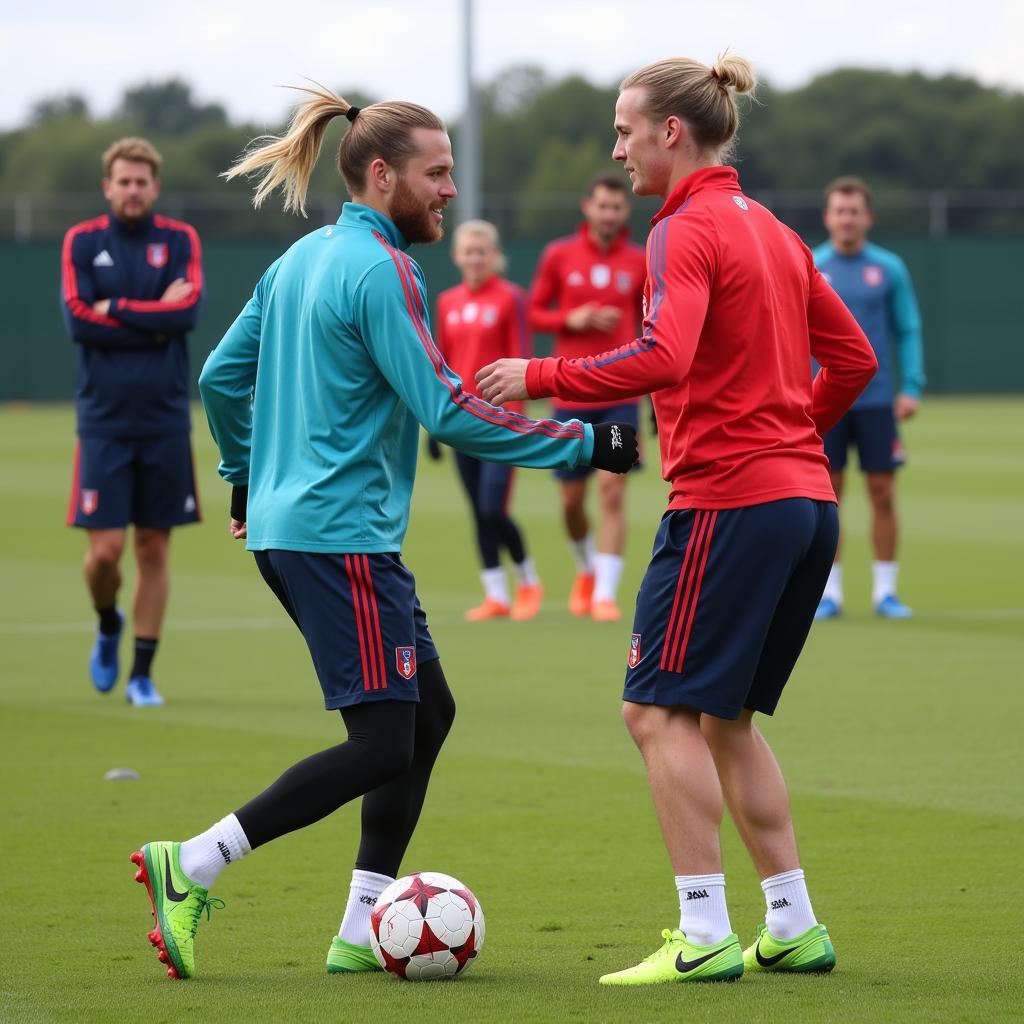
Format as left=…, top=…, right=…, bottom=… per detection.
left=434, top=220, right=542, bottom=621
left=528, top=174, right=646, bottom=621
left=480, top=54, right=877, bottom=983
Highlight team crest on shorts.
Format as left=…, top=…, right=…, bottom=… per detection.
left=396, top=646, right=416, bottom=679
left=80, top=489, right=99, bottom=515
left=862, top=265, right=884, bottom=287
left=628, top=633, right=642, bottom=668
left=146, top=243, right=168, bottom=268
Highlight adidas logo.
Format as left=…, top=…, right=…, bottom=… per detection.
left=685, top=889, right=710, bottom=900
left=770, top=897, right=791, bottom=910
left=358, top=895, right=378, bottom=906
left=216, top=840, right=232, bottom=865
left=93, top=249, right=114, bottom=267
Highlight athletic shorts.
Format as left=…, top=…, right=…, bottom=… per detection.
left=551, top=402, right=642, bottom=481
left=624, top=499, right=838, bottom=719
left=66, top=433, right=201, bottom=530
left=823, top=406, right=905, bottom=474
left=253, top=550, right=439, bottom=711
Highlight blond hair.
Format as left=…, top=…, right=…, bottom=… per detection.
left=223, top=83, right=445, bottom=216
left=102, top=137, right=162, bottom=178
left=452, top=219, right=508, bottom=273
left=620, top=53, right=757, bottom=160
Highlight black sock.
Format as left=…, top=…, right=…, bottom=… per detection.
left=130, top=636, right=158, bottom=679
left=96, top=605, right=121, bottom=636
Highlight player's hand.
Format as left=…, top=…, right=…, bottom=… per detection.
left=476, top=358, right=530, bottom=406
left=895, top=394, right=919, bottom=421
left=161, top=278, right=193, bottom=304
left=229, top=519, right=247, bottom=540
left=92, top=299, right=111, bottom=316
left=426, top=436, right=443, bottom=461
left=565, top=303, right=599, bottom=332
left=589, top=422, right=638, bottom=474
left=591, top=306, right=622, bottom=332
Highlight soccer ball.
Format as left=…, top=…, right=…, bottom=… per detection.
left=370, top=871, right=485, bottom=981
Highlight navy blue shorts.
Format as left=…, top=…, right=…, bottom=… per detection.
left=67, top=433, right=201, bottom=529
left=552, top=402, right=643, bottom=481
left=824, top=406, right=905, bottom=474
left=624, top=499, right=838, bottom=719
left=253, top=550, right=439, bottom=711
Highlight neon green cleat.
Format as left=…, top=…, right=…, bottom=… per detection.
left=743, top=922, right=836, bottom=973
left=130, top=841, right=225, bottom=979
left=326, top=936, right=383, bottom=973
left=599, top=928, right=743, bottom=985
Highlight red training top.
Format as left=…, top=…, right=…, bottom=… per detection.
left=436, top=275, right=531, bottom=414
left=528, top=223, right=646, bottom=409
left=525, top=167, right=878, bottom=510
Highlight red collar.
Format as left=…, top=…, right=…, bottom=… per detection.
left=577, top=222, right=632, bottom=255
left=652, top=166, right=741, bottom=224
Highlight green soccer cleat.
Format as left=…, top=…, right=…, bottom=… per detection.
left=599, top=928, right=743, bottom=985
left=326, top=936, right=382, bottom=973
left=743, top=922, right=836, bottom=973
left=130, top=841, right=225, bottom=979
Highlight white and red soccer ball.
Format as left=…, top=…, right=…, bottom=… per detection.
left=370, top=871, right=484, bottom=981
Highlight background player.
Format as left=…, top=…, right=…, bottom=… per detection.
left=61, top=137, right=204, bottom=707
left=129, top=87, right=637, bottom=982
left=479, top=53, right=876, bottom=985
left=814, top=177, right=925, bottom=619
left=435, top=220, right=543, bottom=621
left=528, top=174, right=646, bottom=621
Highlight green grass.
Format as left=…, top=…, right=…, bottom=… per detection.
left=1, top=398, right=1022, bottom=1023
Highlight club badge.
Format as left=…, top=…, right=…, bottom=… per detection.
left=628, top=633, right=642, bottom=668
left=396, top=646, right=416, bottom=679
left=147, top=243, right=169, bottom=268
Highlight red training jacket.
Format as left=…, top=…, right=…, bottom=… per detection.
left=524, top=167, right=878, bottom=510
left=528, top=224, right=646, bottom=410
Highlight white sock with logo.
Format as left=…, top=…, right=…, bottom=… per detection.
left=762, top=868, right=817, bottom=940
left=569, top=534, right=595, bottom=574
left=675, top=873, right=731, bottom=946
left=592, top=552, right=624, bottom=603
left=480, top=567, right=510, bottom=605
left=179, top=813, right=251, bottom=890
left=872, top=560, right=899, bottom=605
left=822, top=563, right=843, bottom=605
left=514, top=556, right=539, bottom=586
left=338, top=869, right=394, bottom=946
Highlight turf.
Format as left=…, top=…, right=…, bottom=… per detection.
left=1, top=398, right=1022, bottom=1023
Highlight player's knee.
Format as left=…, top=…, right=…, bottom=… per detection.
left=134, top=532, right=169, bottom=571
left=90, top=539, right=124, bottom=570
left=867, top=476, right=895, bottom=512
left=621, top=701, right=657, bottom=749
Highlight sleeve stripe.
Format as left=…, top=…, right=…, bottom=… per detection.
left=121, top=219, right=203, bottom=312
left=61, top=217, right=122, bottom=327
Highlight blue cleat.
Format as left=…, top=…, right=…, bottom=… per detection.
left=126, top=676, right=165, bottom=707
left=89, top=611, right=123, bottom=693
left=814, top=596, right=841, bottom=620
left=875, top=594, right=913, bottom=619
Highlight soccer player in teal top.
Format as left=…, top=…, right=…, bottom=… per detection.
left=813, top=177, right=925, bottom=619
left=127, top=86, right=637, bottom=981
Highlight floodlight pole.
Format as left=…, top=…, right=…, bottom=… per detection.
left=459, top=0, right=482, bottom=222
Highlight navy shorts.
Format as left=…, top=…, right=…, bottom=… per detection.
left=67, top=433, right=201, bottom=530
left=824, top=406, right=905, bottom=474
left=624, top=499, right=838, bottom=719
left=253, top=550, right=439, bottom=711
left=552, top=402, right=642, bottom=481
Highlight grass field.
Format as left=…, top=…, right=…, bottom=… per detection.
left=1, top=399, right=1022, bottom=1023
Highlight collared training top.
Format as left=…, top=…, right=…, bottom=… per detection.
left=199, top=203, right=594, bottom=554
left=524, top=166, right=878, bottom=511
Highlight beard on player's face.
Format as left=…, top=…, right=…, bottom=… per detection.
left=390, top=174, right=445, bottom=245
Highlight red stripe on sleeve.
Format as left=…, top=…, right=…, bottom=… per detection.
left=62, top=218, right=122, bottom=327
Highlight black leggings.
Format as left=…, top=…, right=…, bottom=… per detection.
left=235, top=659, right=456, bottom=878
left=454, top=450, right=527, bottom=569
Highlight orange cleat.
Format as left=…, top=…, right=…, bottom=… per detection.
left=510, top=582, right=544, bottom=621
left=568, top=572, right=595, bottom=617
left=464, top=597, right=511, bottom=622
left=591, top=599, right=622, bottom=622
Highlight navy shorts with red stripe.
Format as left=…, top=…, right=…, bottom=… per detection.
left=624, top=499, right=838, bottom=719
left=67, top=433, right=201, bottom=529
left=824, top=406, right=905, bottom=474
left=253, top=550, right=439, bottom=711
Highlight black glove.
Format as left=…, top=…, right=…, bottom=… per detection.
left=230, top=485, right=248, bottom=523
left=426, top=437, right=443, bottom=461
left=590, top=422, right=638, bottom=474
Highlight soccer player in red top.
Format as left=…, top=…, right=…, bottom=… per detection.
left=528, top=174, right=646, bottom=621
left=435, top=220, right=543, bottom=621
left=479, top=54, right=877, bottom=983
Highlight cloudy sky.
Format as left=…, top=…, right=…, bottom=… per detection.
left=3, top=0, right=1021, bottom=128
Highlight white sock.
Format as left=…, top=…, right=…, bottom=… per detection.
left=514, top=556, right=539, bottom=587
left=762, top=868, right=817, bottom=940
left=592, top=552, right=624, bottom=603
left=675, top=873, right=732, bottom=946
left=480, top=567, right=510, bottom=605
left=872, top=560, right=898, bottom=605
left=569, top=534, right=595, bottom=574
left=822, top=563, right=843, bottom=605
left=338, top=869, right=394, bottom=946
left=179, top=813, right=251, bottom=890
